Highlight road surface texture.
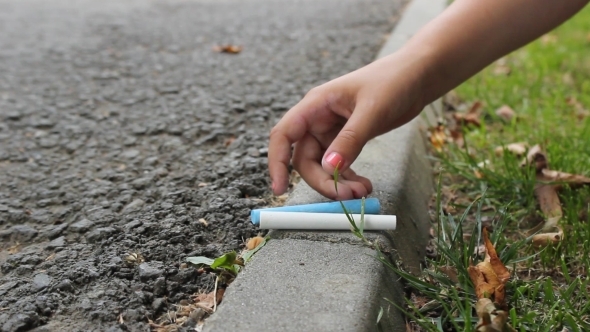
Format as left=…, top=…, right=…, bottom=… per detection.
left=0, top=0, right=403, bottom=331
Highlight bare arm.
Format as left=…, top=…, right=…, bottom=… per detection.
left=409, top=0, right=589, bottom=105
left=268, top=0, right=589, bottom=200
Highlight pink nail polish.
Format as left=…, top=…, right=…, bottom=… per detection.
left=324, top=152, right=343, bottom=169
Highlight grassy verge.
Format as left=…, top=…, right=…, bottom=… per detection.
left=393, top=6, right=590, bottom=332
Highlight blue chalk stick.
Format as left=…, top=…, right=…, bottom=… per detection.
left=250, top=198, right=380, bottom=225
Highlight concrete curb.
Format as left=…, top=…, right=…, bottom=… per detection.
left=204, top=0, right=446, bottom=330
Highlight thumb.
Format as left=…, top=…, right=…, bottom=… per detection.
left=321, top=109, right=373, bottom=174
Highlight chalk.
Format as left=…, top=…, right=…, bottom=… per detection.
left=259, top=211, right=396, bottom=230
left=250, top=198, right=380, bottom=225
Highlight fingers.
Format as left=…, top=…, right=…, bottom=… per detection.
left=340, top=168, right=373, bottom=196
left=293, top=133, right=371, bottom=200
left=268, top=99, right=316, bottom=195
left=321, top=101, right=374, bottom=175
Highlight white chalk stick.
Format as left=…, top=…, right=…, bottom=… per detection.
left=259, top=211, right=396, bottom=230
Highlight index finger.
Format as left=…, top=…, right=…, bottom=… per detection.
left=268, top=99, right=317, bottom=195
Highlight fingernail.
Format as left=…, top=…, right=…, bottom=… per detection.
left=324, top=152, right=343, bottom=169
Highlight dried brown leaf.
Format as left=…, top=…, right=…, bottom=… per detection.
left=193, top=289, right=224, bottom=306
left=520, top=144, right=547, bottom=171
left=495, top=105, right=515, bottom=122
left=476, top=298, right=495, bottom=326
left=449, top=127, right=464, bottom=147
left=213, top=44, right=243, bottom=54
left=473, top=244, right=487, bottom=257
left=539, top=169, right=590, bottom=188
left=533, top=184, right=562, bottom=231
left=475, top=298, right=516, bottom=332
left=468, top=101, right=484, bottom=114
left=429, top=125, right=447, bottom=152
left=494, top=142, right=528, bottom=157
left=224, top=136, right=236, bottom=147
left=494, top=284, right=506, bottom=308
left=246, top=236, right=264, bottom=250
left=531, top=227, right=564, bottom=247
left=478, top=261, right=501, bottom=289
left=453, top=111, right=481, bottom=127
left=469, top=266, right=495, bottom=299
left=483, top=228, right=510, bottom=284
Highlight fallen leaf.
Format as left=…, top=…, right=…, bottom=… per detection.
left=478, top=261, right=501, bottom=288
left=473, top=244, right=487, bottom=257
left=428, top=124, right=447, bottom=152
left=531, top=227, right=564, bottom=247
left=469, top=265, right=496, bottom=299
left=469, top=229, right=510, bottom=306
left=224, top=136, right=236, bottom=147
left=475, top=298, right=495, bottom=327
left=449, top=127, right=465, bottom=147
left=475, top=298, right=516, bottom=332
left=539, top=169, right=590, bottom=188
left=494, top=142, right=528, bottom=157
left=246, top=236, right=264, bottom=250
left=493, top=284, right=506, bottom=308
left=453, top=101, right=482, bottom=127
left=495, top=105, right=515, bottom=122
left=213, top=44, right=243, bottom=54
left=520, top=144, right=547, bottom=172
left=531, top=184, right=562, bottom=233
left=483, top=228, right=510, bottom=285
left=192, top=288, right=225, bottom=313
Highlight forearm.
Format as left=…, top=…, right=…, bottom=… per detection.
left=398, top=0, right=589, bottom=105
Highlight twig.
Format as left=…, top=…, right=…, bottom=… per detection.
left=213, top=275, right=219, bottom=313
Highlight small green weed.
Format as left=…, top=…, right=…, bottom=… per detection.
left=333, top=163, right=372, bottom=246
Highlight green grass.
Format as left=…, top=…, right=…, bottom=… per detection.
left=391, top=6, right=590, bottom=332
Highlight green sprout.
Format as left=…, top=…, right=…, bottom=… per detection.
left=333, top=162, right=371, bottom=246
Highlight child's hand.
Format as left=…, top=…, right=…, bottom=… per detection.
left=268, top=52, right=428, bottom=200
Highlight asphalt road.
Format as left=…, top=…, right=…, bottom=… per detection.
left=0, top=0, right=402, bottom=330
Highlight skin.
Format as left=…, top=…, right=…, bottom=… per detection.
left=268, top=0, right=590, bottom=200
